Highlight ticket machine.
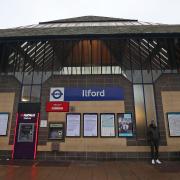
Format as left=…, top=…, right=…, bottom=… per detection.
left=12, top=103, right=40, bottom=159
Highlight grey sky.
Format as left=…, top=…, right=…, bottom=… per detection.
left=0, top=0, right=180, bottom=28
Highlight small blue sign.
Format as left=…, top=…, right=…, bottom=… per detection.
left=64, top=87, right=124, bottom=101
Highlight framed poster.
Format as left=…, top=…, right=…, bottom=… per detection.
left=83, top=113, right=98, bottom=137
left=18, top=123, right=34, bottom=142
left=40, top=120, right=48, bottom=127
left=48, top=123, right=65, bottom=141
left=66, top=113, right=81, bottom=137
left=100, top=113, right=115, bottom=137
left=117, top=113, right=133, bottom=137
left=167, top=112, right=180, bottom=137
left=0, top=113, right=9, bottom=136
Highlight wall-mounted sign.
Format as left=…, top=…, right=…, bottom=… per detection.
left=117, top=113, right=133, bottom=137
left=46, top=102, right=69, bottom=112
left=40, top=120, right=48, bottom=128
left=48, top=123, right=65, bottom=140
left=50, top=88, right=64, bottom=101
left=50, top=87, right=124, bottom=101
left=83, top=114, right=98, bottom=137
left=100, top=114, right=115, bottom=137
left=167, top=112, right=180, bottom=137
left=66, top=114, right=81, bottom=137
left=0, top=113, right=9, bottom=136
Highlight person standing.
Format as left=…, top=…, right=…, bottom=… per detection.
left=147, top=120, right=162, bottom=165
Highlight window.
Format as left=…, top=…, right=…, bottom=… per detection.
left=31, top=85, right=41, bottom=102
left=133, top=85, right=146, bottom=138
left=21, top=85, right=31, bottom=102
left=133, top=84, right=157, bottom=139
left=21, top=85, right=41, bottom=102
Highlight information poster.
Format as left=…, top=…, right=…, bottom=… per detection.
left=167, top=113, right=180, bottom=137
left=40, top=120, right=47, bottom=127
left=100, top=114, right=115, bottom=137
left=117, top=113, right=133, bottom=137
left=48, top=123, right=65, bottom=140
left=66, top=114, right=81, bottom=137
left=0, top=113, right=9, bottom=136
left=83, top=114, right=98, bottom=137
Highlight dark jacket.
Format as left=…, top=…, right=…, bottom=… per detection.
left=147, top=124, right=160, bottom=142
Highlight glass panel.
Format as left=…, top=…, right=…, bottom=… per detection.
left=133, top=84, right=146, bottom=138
left=112, top=66, right=121, bottom=74
left=142, top=70, right=153, bottom=83
left=31, top=85, right=41, bottom=102
left=144, top=85, right=157, bottom=125
left=23, top=72, right=33, bottom=84
left=152, top=70, right=162, bottom=81
left=42, top=72, right=51, bottom=83
left=15, top=72, right=23, bottom=83
left=132, top=70, right=143, bottom=83
left=32, top=72, right=42, bottom=84
left=21, top=85, right=31, bottom=102
left=82, top=66, right=91, bottom=74
left=122, top=52, right=133, bottom=81
left=123, top=70, right=132, bottom=81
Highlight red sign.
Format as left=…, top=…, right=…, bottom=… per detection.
left=46, top=102, right=69, bottom=112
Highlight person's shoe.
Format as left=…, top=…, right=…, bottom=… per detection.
left=151, top=159, right=155, bottom=165
left=156, top=159, right=162, bottom=164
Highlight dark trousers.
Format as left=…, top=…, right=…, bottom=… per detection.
left=150, top=140, right=159, bottom=160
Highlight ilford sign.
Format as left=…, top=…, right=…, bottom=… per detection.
left=50, top=87, right=124, bottom=101
left=82, top=89, right=105, bottom=97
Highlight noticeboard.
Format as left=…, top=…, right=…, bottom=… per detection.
left=100, top=114, right=115, bottom=137
left=117, top=113, right=133, bottom=137
left=83, top=114, right=98, bottom=137
left=0, top=113, right=9, bottom=136
left=66, top=114, right=81, bottom=137
left=167, top=112, right=180, bottom=137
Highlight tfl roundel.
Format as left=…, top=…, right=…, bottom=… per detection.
left=50, top=88, right=64, bottom=101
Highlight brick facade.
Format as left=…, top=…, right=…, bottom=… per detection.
left=1, top=73, right=180, bottom=160
left=39, top=74, right=135, bottom=145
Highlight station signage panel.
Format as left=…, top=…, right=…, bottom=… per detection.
left=50, top=87, right=124, bottom=101
left=46, top=102, right=69, bottom=112
left=50, top=88, right=64, bottom=102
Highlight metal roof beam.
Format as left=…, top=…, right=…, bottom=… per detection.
left=9, top=44, right=41, bottom=70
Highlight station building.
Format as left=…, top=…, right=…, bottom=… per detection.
left=0, top=16, right=180, bottom=160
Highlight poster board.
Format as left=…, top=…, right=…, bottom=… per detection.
left=83, top=114, right=98, bottom=137
left=48, top=123, right=65, bottom=141
left=40, top=120, right=48, bottom=127
left=66, top=113, right=81, bottom=137
left=117, top=113, right=133, bottom=137
left=0, top=113, right=9, bottom=136
left=100, top=113, right=115, bottom=137
left=167, top=112, right=180, bottom=137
